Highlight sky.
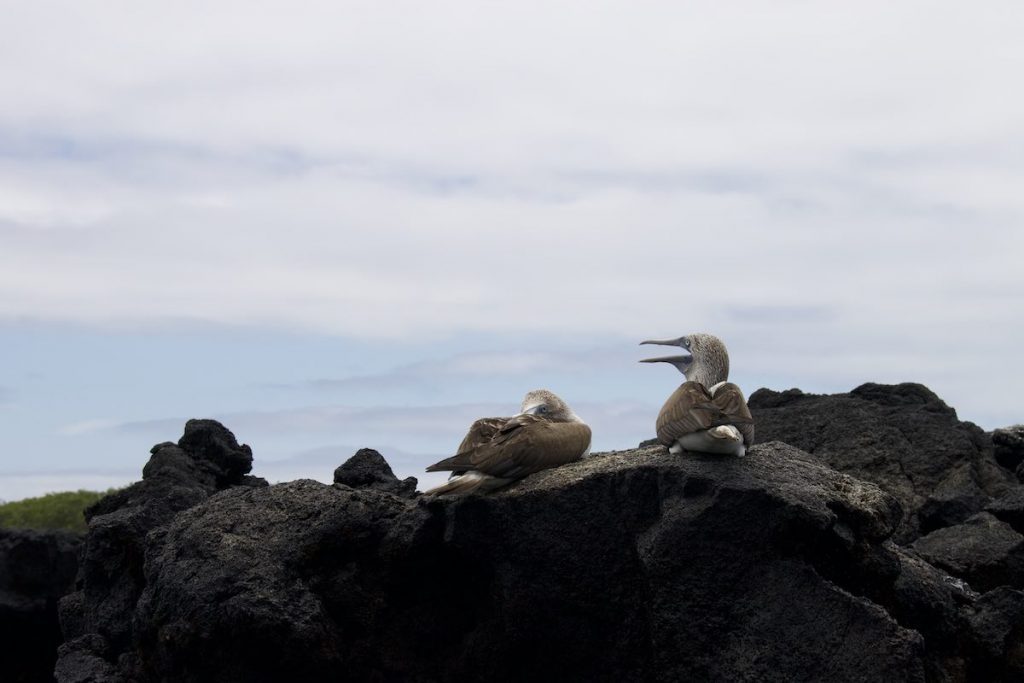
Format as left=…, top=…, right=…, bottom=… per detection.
left=1, top=2, right=1023, bottom=501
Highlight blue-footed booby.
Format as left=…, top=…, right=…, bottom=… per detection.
left=424, top=389, right=592, bottom=495
left=640, top=333, right=754, bottom=456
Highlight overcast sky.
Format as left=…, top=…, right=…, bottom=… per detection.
left=1, top=2, right=1022, bottom=500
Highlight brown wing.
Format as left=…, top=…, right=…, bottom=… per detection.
left=709, top=382, right=754, bottom=446
left=466, top=415, right=592, bottom=480
left=457, top=416, right=510, bottom=454
left=426, top=416, right=511, bottom=472
left=655, top=381, right=755, bottom=447
left=655, top=382, right=714, bottom=446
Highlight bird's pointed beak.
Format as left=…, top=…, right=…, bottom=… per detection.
left=638, top=355, right=691, bottom=364
left=638, top=336, right=691, bottom=365
left=639, top=336, right=687, bottom=347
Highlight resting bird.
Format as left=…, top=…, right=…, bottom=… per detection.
left=424, top=389, right=592, bottom=495
left=639, top=333, right=754, bottom=456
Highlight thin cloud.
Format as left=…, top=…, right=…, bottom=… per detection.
left=111, top=398, right=657, bottom=450
left=724, top=305, right=837, bottom=325
left=114, top=403, right=510, bottom=438
left=57, top=418, right=121, bottom=436
left=306, top=351, right=589, bottom=391
left=0, top=3, right=1021, bottom=341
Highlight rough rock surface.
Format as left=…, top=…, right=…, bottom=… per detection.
left=987, top=487, right=1024, bottom=532
left=912, top=513, right=1024, bottom=593
left=992, top=425, right=1024, bottom=478
left=749, top=383, right=1015, bottom=541
left=56, top=419, right=266, bottom=682
left=0, top=527, right=82, bottom=683
left=962, top=588, right=1024, bottom=680
left=32, top=385, right=1024, bottom=682
left=50, top=429, right=1024, bottom=682
left=333, top=447, right=417, bottom=498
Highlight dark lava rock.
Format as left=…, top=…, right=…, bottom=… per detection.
left=56, top=419, right=263, bottom=680
left=918, top=463, right=991, bottom=535
left=52, top=427, right=1024, bottom=683
left=987, top=487, right=1024, bottom=532
left=333, top=447, right=417, bottom=498
left=176, top=419, right=254, bottom=486
left=963, top=587, right=1024, bottom=681
left=54, top=634, right=124, bottom=683
left=912, top=513, right=1024, bottom=592
left=749, top=382, right=1015, bottom=541
left=992, top=425, right=1024, bottom=472
left=0, top=527, right=82, bottom=683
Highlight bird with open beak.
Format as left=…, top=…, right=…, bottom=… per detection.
left=640, top=333, right=754, bottom=456
left=424, top=389, right=592, bottom=495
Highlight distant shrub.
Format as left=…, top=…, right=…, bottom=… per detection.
left=0, top=489, right=115, bottom=532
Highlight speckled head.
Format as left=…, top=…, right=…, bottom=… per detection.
left=639, top=332, right=730, bottom=386
left=519, top=389, right=583, bottom=423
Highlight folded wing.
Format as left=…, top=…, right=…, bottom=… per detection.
left=656, top=381, right=754, bottom=447
left=427, top=414, right=591, bottom=480
left=457, top=416, right=510, bottom=454
left=426, top=416, right=510, bottom=473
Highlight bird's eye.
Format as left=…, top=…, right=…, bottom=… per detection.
left=537, top=405, right=548, bottom=414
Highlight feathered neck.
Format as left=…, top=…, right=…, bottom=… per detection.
left=686, top=353, right=729, bottom=387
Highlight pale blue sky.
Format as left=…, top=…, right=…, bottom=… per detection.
left=1, top=2, right=1023, bottom=499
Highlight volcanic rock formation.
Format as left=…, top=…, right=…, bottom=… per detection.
left=52, top=417, right=1024, bottom=680
left=0, top=383, right=1019, bottom=681
left=56, top=419, right=267, bottom=682
left=749, top=383, right=1015, bottom=542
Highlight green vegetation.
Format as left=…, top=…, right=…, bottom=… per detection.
left=0, top=489, right=114, bottom=533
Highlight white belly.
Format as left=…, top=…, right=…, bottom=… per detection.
left=669, top=425, right=746, bottom=457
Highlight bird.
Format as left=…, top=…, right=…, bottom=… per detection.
left=424, top=389, right=592, bottom=495
left=639, top=333, right=754, bottom=456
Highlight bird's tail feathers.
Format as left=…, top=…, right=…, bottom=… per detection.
left=423, top=472, right=513, bottom=496
left=425, top=452, right=473, bottom=472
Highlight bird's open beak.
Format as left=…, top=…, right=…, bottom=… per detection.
left=638, top=354, right=691, bottom=364
left=639, top=337, right=691, bottom=365
left=640, top=336, right=686, bottom=347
